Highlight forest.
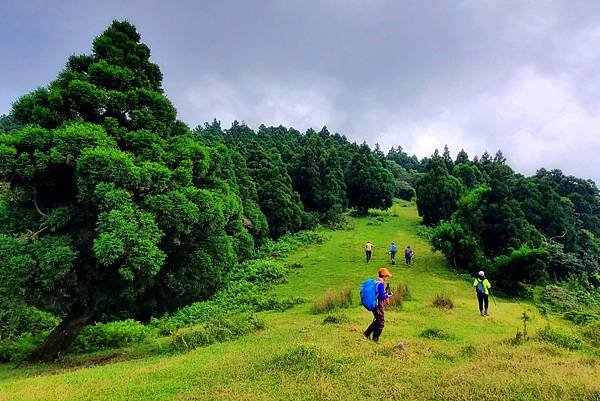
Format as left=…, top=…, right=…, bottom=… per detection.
left=0, top=20, right=599, bottom=364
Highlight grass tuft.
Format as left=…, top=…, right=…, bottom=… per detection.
left=311, top=287, right=352, bottom=314
left=432, top=293, right=454, bottom=309
left=420, top=327, right=453, bottom=340
left=322, top=313, right=350, bottom=324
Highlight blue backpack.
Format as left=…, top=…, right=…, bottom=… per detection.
left=360, top=279, right=378, bottom=311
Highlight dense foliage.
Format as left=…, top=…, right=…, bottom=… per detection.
left=420, top=148, right=600, bottom=295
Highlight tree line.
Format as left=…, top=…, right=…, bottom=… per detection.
left=412, top=147, right=600, bottom=295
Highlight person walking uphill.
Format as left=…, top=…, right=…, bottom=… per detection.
left=364, top=268, right=393, bottom=342
left=365, top=241, right=373, bottom=263
left=389, top=242, right=398, bottom=265
left=404, top=246, right=413, bottom=266
left=473, top=271, right=492, bottom=316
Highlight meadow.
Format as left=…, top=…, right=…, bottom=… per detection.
left=0, top=201, right=598, bottom=401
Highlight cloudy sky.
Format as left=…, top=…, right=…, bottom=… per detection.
left=1, top=0, right=599, bottom=183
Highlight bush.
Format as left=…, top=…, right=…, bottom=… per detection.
left=0, top=332, right=46, bottom=363
left=432, top=293, right=454, bottom=309
left=582, top=321, right=600, bottom=348
left=325, top=215, right=355, bottom=231
left=171, top=314, right=264, bottom=352
left=311, top=287, right=352, bottom=314
left=322, top=313, right=350, bottom=324
left=415, top=225, right=434, bottom=241
left=385, top=282, right=411, bottom=309
left=420, top=328, right=452, bottom=340
left=538, top=285, right=600, bottom=313
left=257, top=231, right=324, bottom=259
left=216, top=281, right=304, bottom=312
left=228, top=259, right=288, bottom=286
left=70, top=319, right=150, bottom=353
left=492, top=246, right=549, bottom=296
left=536, top=326, right=582, bottom=350
left=563, top=310, right=600, bottom=326
left=395, top=180, right=415, bottom=201
left=0, top=301, right=59, bottom=341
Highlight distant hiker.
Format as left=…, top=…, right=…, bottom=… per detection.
left=389, top=242, right=398, bottom=265
left=365, top=241, right=373, bottom=263
left=364, top=268, right=393, bottom=342
left=473, top=271, right=492, bottom=316
left=404, top=246, right=413, bottom=266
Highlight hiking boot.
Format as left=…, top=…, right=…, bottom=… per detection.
left=484, top=310, right=489, bottom=316
left=480, top=311, right=485, bottom=317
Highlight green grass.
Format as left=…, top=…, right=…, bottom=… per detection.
left=1, top=200, right=599, bottom=401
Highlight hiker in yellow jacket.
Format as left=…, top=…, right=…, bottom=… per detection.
left=473, top=271, right=492, bottom=316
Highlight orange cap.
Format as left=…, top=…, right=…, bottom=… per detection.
left=378, top=267, right=392, bottom=277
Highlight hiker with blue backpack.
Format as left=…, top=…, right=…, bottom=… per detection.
left=389, top=242, right=398, bottom=265
left=473, top=271, right=492, bottom=316
left=362, top=267, right=394, bottom=342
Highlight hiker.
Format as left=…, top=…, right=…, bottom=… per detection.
left=389, top=242, right=398, bottom=265
left=404, top=246, right=413, bottom=266
left=365, top=241, right=373, bottom=263
left=364, top=267, right=393, bottom=342
left=473, top=271, right=492, bottom=316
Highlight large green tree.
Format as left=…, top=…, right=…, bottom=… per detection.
left=416, top=154, right=465, bottom=225
left=345, top=143, right=396, bottom=215
left=0, top=21, right=251, bottom=362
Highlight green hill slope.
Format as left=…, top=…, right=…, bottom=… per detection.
left=1, top=202, right=598, bottom=401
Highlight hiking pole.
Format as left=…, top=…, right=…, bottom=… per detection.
left=489, top=290, right=497, bottom=306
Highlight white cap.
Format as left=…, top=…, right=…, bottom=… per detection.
left=478, top=271, right=485, bottom=277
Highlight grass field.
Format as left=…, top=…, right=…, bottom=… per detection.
left=1, top=201, right=598, bottom=401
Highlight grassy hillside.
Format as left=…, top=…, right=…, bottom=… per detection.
left=1, top=201, right=598, bottom=401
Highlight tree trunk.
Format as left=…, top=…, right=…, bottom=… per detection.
left=26, top=307, right=93, bottom=363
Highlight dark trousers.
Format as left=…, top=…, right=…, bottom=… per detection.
left=477, top=293, right=489, bottom=312
left=405, top=256, right=412, bottom=265
left=390, top=251, right=396, bottom=263
left=365, top=250, right=372, bottom=263
left=364, top=302, right=385, bottom=341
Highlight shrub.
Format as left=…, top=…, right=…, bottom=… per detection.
left=326, top=215, right=355, bottom=231
left=311, top=287, right=352, bottom=314
left=536, top=326, right=582, bottom=350
left=420, top=328, right=452, bottom=340
left=563, top=310, right=600, bottom=326
left=0, top=301, right=59, bottom=341
left=539, top=285, right=581, bottom=312
left=170, top=314, right=264, bottom=352
left=71, top=319, right=150, bottom=353
left=415, top=225, right=434, bottom=241
left=257, top=231, right=324, bottom=259
left=385, top=282, right=411, bottom=309
left=322, top=313, right=349, bottom=324
left=396, top=180, right=415, bottom=201
left=432, top=293, right=454, bottom=309
left=582, top=321, right=600, bottom=348
left=0, top=333, right=46, bottom=363
left=216, top=281, right=304, bottom=312
left=228, top=259, right=288, bottom=286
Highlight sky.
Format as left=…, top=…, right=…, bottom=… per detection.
left=1, top=0, right=599, bottom=184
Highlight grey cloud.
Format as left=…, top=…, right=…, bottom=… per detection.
left=1, top=0, right=599, bottom=183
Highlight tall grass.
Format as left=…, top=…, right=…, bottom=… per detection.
left=311, top=287, right=352, bottom=313
left=432, top=293, right=454, bottom=309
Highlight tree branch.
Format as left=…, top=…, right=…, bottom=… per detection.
left=30, top=183, right=47, bottom=217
